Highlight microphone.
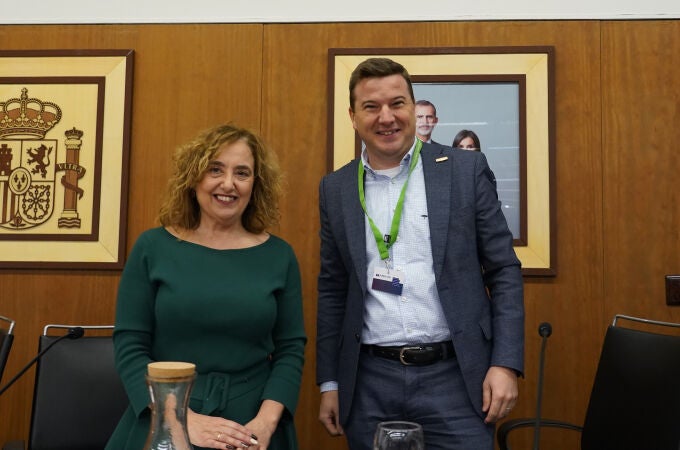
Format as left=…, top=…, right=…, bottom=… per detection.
left=67, top=327, right=85, bottom=339
left=0, top=327, right=84, bottom=396
left=533, top=322, right=552, bottom=450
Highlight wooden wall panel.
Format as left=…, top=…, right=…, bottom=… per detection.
left=0, top=23, right=264, bottom=444
left=262, top=21, right=603, bottom=450
left=0, top=19, right=677, bottom=450
left=601, top=21, right=680, bottom=323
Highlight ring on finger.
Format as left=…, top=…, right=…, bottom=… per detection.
left=216, top=432, right=223, bottom=441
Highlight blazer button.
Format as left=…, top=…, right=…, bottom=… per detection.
left=354, top=333, right=360, bottom=342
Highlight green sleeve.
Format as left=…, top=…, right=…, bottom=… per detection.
left=113, top=232, right=156, bottom=417
left=261, top=244, right=307, bottom=416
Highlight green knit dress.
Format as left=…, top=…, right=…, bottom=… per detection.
left=106, top=227, right=306, bottom=449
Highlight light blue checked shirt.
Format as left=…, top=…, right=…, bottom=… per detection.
left=360, top=139, right=451, bottom=346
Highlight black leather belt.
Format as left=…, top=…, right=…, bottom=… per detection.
left=361, top=341, right=455, bottom=366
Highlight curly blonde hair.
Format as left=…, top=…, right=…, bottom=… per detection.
left=158, top=124, right=281, bottom=233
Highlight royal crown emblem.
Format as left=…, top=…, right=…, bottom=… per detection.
left=0, top=87, right=86, bottom=233
left=0, top=87, right=62, bottom=139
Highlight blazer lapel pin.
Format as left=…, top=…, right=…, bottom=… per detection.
left=435, top=156, right=448, bottom=163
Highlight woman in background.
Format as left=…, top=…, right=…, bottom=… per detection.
left=452, top=129, right=481, bottom=151
left=107, top=124, right=306, bottom=450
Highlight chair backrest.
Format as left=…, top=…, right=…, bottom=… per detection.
left=0, top=315, right=15, bottom=383
left=581, top=315, right=680, bottom=450
left=28, top=325, right=128, bottom=450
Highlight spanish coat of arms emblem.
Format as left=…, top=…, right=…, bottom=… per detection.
left=0, top=87, right=86, bottom=231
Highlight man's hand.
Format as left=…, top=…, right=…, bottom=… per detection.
left=482, top=366, right=519, bottom=424
left=318, top=390, right=344, bottom=436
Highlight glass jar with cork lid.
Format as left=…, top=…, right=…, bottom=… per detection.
left=143, top=361, right=196, bottom=450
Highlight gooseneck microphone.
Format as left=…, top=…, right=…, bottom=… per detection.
left=0, top=327, right=84, bottom=396
left=533, top=322, right=553, bottom=450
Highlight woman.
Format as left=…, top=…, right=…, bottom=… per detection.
left=452, top=129, right=481, bottom=151
left=107, top=124, right=306, bottom=450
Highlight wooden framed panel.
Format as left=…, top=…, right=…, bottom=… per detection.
left=0, top=50, right=133, bottom=269
left=328, top=47, right=555, bottom=275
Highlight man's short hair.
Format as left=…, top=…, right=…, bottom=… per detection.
left=415, top=99, right=437, bottom=117
left=349, top=58, right=415, bottom=111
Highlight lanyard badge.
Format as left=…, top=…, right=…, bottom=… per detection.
left=371, top=266, right=405, bottom=295
left=359, top=140, right=422, bottom=295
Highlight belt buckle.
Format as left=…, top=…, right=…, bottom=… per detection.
left=399, top=346, right=422, bottom=366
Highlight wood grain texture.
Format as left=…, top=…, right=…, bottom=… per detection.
left=601, top=20, right=680, bottom=323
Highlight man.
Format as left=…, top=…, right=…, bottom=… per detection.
left=316, top=57, right=524, bottom=450
left=415, top=99, right=439, bottom=143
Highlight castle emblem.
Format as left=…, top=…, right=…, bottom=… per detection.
left=0, top=88, right=87, bottom=232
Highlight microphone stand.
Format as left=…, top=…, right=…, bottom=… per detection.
left=0, top=327, right=84, bottom=396
left=533, top=322, right=552, bottom=450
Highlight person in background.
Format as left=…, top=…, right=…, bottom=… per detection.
left=414, top=99, right=440, bottom=144
left=316, top=57, right=524, bottom=450
left=107, top=124, right=306, bottom=450
left=453, top=129, right=481, bottom=151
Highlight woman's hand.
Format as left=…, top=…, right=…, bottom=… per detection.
left=243, top=417, right=274, bottom=450
left=187, top=408, right=258, bottom=449
left=243, top=400, right=285, bottom=450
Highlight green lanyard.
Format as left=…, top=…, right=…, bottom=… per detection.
left=358, top=139, right=423, bottom=261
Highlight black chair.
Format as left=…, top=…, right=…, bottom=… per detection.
left=3, top=325, right=128, bottom=450
left=0, top=315, right=15, bottom=383
left=497, top=314, right=680, bottom=450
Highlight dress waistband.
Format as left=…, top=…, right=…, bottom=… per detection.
left=191, top=360, right=270, bottom=415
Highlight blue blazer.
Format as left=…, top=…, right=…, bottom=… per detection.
left=316, top=142, right=524, bottom=425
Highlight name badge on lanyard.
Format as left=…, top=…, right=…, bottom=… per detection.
left=359, top=140, right=422, bottom=297
left=371, top=266, right=405, bottom=296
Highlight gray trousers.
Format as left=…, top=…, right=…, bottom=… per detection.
left=344, top=351, right=494, bottom=450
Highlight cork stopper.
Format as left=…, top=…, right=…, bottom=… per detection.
left=147, top=361, right=196, bottom=378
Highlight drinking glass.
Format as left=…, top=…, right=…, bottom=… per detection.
left=373, top=421, right=425, bottom=450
